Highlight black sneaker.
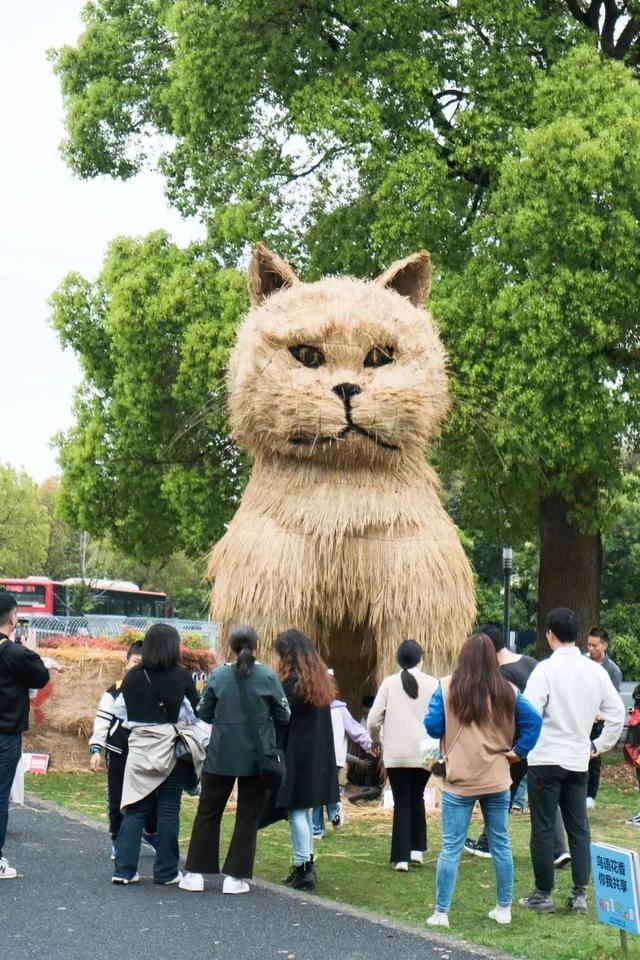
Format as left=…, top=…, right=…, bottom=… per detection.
left=567, top=887, right=587, bottom=914
left=474, top=839, right=492, bottom=859
left=518, top=889, right=556, bottom=913
left=464, top=838, right=477, bottom=855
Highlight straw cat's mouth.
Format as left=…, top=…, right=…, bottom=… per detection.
left=289, top=424, right=399, bottom=452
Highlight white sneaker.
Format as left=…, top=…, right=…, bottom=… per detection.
left=426, top=911, right=449, bottom=927
left=488, top=905, right=512, bottom=925
left=159, top=871, right=183, bottom=885
left=586, top=797, right=596, bottom=810
left=111, top=872, right=140, bottom=884
left=223, top=876, right=250, bottom=894
left=179, top=871, right=204, bottom=892
left=625, top=812, right=640, bottom=825
left=0, top=857, right=17, bottom=880
left=393, top=861, right=409, bottom=872
left=410, top=850, right=424, bottom=865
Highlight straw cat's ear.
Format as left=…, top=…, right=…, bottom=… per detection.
left=376, top=251, right=432, bottom=306
left=248, top=243, right=299, bottom=305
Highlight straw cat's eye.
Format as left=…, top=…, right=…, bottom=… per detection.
left=289, top=344, right=325, bottom=368
left=364, top=346, right=394, bottom=368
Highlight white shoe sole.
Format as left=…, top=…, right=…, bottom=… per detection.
left=111, top=873, right=140, bottom=885
left=179, top=871, right=204, bottom=892
left=426, top=913, right=450, bottom=928
left=223, top=878, right=250, bottom=894
left=488, top=909, right=511, bottom=925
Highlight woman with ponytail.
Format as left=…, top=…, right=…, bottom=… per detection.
left=367, top=640, right=438, bottom=872
left=180, top=626, right=290, bottom=895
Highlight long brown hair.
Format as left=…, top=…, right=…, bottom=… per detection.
left=274, top=629, right=336, bottom=707
left=449, top=633, right=515, bottom=726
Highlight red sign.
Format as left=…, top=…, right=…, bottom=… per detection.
left=24, top=753, right=50, bottom=774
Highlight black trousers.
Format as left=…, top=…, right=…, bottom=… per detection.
left=185, top=772, right=266, bottom=879
left=386, top=767, right=429, bottom=864
left=106, top=751, right=157, bottom=840
left=587, top=720, right=604, bottom=800
left=528, top=764, right=590, bottom=893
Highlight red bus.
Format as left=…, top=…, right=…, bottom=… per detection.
left=0, top=577, right=171, bottom=618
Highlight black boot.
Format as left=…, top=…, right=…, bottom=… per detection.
left=282, top=863, right=296, bottom=885
left=290, top=861, right=316, bottom=890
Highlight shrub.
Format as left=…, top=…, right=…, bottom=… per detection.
left=39, top=635, right=126, bottom=651
left=181, top=631, right=207, bottom=650
left=118, top=627, right=145, bottom=645
left=608, top=634, right=640, bottom=682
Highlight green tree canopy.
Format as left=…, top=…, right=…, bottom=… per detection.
left=50, top=231, right=246, bottom=560
left=50, top=1, right=640, bottom=636
left=0, top=465, right=50, bottom=576
left=437, top=45, right=640, bottom=644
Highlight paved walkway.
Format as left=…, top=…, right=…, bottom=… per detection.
left=3, top=802, right=518, bottom=960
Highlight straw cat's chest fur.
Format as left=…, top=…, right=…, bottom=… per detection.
left=208, top=245, right=475, bottom=682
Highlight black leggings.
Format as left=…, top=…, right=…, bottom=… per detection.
left=386, top=767, right=429, bottom=864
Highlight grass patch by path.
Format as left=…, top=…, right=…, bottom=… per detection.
left=24, top=766, right=640, bottom=960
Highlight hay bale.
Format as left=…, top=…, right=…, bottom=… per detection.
left=24, top=650, right=126, bottom=771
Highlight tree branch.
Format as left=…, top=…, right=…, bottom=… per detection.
left=616, top=16, right=640, bottom=57
left=564, top=0, right=602, bottom=30
left=602, top=0, right=622, bottom=57
left=604, top=347, right=640, bottom=366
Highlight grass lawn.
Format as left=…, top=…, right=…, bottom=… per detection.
left=25, top=761, right=640, bottom=960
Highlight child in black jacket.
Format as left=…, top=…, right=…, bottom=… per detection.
left=89, top=641, right=157, bottom=857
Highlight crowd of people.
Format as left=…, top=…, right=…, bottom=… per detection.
left=0, top=588, right=635, bottom=929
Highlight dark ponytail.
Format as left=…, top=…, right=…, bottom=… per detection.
left=396, top=639, right=423, bottom=699
left=229, top=625, right=258, bottom=677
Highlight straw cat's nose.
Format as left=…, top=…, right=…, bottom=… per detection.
left=333, top=383, right=361, bottom=400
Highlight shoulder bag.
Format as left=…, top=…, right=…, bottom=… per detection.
left=431, top=726, right=465, bottom=780
left=233, top=668, right=286, bottom=791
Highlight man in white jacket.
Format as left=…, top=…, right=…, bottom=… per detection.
left=519, top=607, right=625, bottom=916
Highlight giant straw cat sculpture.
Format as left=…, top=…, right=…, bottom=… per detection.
left=209, top=244, right=475, bottom=694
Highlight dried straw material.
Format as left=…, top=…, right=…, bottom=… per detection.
left=24, top=654, right=125, bottom=771
left=209, top=247, right=475, bottom=691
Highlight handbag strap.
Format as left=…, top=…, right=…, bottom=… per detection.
left=443, top=725, right=464, bottom=761
left=233, top=667, right=268, bottom=766
left=440, top=678, right=465, bottom=760
left=143, top=669, right=180, bottom=737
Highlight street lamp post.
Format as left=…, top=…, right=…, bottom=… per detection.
left=503, top=546, right=513, bottom=651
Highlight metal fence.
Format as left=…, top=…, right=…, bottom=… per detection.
left=22, top=614, right=218, bottom=650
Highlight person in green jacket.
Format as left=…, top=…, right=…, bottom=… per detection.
left=179, top=625, right=290, bottom=895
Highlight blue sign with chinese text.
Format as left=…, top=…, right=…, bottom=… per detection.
left=591, top=842, right=640, bottom=936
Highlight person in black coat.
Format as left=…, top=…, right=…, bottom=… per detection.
left=0, top=592, right=49, bottom=880
left=272, top=629, right=339, bottom=891
left=180, top=626, right=290, bottom=895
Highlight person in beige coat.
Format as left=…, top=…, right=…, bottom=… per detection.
left=367, top=640, right=438, bottom=871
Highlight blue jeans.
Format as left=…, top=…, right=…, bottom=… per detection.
left=312, top=802, right=340, bottom=833
left=436, top=790, right=513, bottom=913
left=114, top=767, right=184, bottom=883
left=288, top=808, right=314, bottom=865
left=0, top=734, right=22, bottom=858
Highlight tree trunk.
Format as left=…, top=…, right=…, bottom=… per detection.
left=536, top=492, right=601, bottom=657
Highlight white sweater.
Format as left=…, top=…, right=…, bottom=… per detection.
left=367, top=668, right=438, bottom=768
left=524, top=645, right=625, bottom=772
